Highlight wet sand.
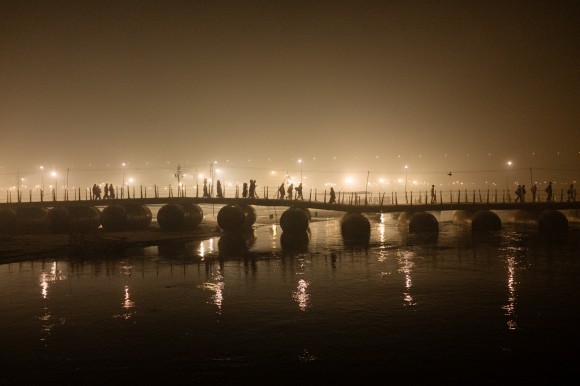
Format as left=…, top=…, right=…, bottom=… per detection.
left=0, top=220, right=222, bottom=262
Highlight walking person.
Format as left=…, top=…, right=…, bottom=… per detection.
left=92, top=184, right=102, bottom=200
left=203, top=179, right=210, bottom=198
left=249, top=180, right=256, bottom=198
left=96, top=184, right=102, bottom=200
left=216, top=180, right=223, bottom=198
left=545, top=181, right=553, bottom=202
left=278, top=183, right=285, bottom=199
left=103, top=183, right=110, bottom=199
left=430, top=184, right=436, bottom=204
left=109, top=183, right=115, bottom=199
left=521, top=184, right=526, bottom=203
left=287, top=183, right=294, bottom=200
left=567, top=184, right=575, bottom=202
left=242, top=182, right=248, bottom=198
left=329, top=187, right=336, bottom=204
left=514, top=185, right=522, bottom=202
left=296, top=183, right=304, bottom=200
left=531, top=183, right=537, bottom=202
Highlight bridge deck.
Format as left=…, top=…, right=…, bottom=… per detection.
left=1, top=197, right=579, bottom=213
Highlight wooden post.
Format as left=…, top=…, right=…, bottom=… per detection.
left=323, top=190, right=326, bottom=203
left=395, top=191, right=398, bottom=205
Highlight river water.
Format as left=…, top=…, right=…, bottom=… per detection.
left=1, top=205, right=579, bottom=384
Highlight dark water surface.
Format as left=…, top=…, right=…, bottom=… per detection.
left=1, top=206, right=579, bottom=384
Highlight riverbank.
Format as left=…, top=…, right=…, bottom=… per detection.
left=0, top=220, right=222, bottom=262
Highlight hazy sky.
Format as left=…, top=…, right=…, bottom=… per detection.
left=1, top=0, right=578, bottom=189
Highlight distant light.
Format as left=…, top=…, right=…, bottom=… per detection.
left=344, top=177, right=354, bottom=185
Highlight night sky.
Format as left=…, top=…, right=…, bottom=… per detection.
left=1, top=0, right=579, bottom=191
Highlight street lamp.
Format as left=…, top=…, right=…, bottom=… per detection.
left=298, top=159, right=303, bottom=183
left=122, top=162, right=126, bottom=187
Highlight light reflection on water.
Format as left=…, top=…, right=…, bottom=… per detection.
left=1, top=208, right=580, bottom=383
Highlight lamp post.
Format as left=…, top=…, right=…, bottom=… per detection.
left=298, top=159, right=303, bottom=183
left=122, top=162, right=126, bottom=188
left=40, top=165, right=45, bottom=192
left=404, top=165, right=408, bottom=203
left=51, top=171, right=57, bottom=200
left=66, top=168, right=69, bottom=200
left=505, top=161, right=512, bottom=201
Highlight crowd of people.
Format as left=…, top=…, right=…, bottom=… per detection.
left=85, top=179, right=575, bottom=204
left=91, top=183, right=114, bottom=200
left=277, top=182, right=304, bottom=200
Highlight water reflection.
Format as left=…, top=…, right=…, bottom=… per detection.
left=292, top=255, right=310, bottom=311
left=281, top=230, right=310, bottom=254
left=503, top=256, right=517, bottom=330
left=397, top=250, right=416, bottom=307
left=293, top=279, right=310, bottom=311
left=200, top=266, right=224, bottom=314
left=218, top=229, right=256, bottom=258
left=398, top=228, right=439, bottom=246
left=39, top=261, right=67, bottom=299
left=118, top=285, right=136, bottom=320
left=37, top=261, right=68, bottom=342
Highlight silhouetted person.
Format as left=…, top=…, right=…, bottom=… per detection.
left=567, top=184, right=575, bottom=202
left=103, top=183, right=110, bottom=199
left=249, top=179, right=257, bottom=198
left=296, top=183, right=303, bottom=200
left=430, top=184, right=436, bottom=203
left=92, top=184, right=101, bottom=200
left=329, top=187, right=336, bottom=204
left=216, top=180, right=223, bottom=198
left=109, top=183, right=115, bottom=199
left=515, top=185, right=522, bottom=202
left=242, top=182, right=248, bottom=198
left=531, top=183, right=537, bottom=202
left=287, top=183, right=293, bottom=199
left=203, top=178, right=210, bottom=198
left=521, top=184, right=526, bottom=203
left=545, top=181, right=553, bottom=202
left=278, top=183, right=285, bottom=199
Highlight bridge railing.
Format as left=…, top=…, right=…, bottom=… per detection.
left=1, top=184, right=574, bottom=205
